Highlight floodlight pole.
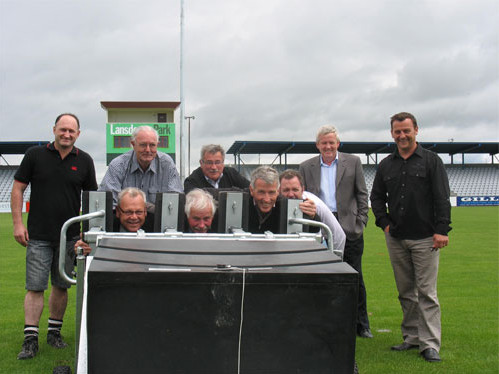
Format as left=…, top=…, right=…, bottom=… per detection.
left=185, top=115, right=195, bottom=175
left=179, top=0, right=187, bottom=181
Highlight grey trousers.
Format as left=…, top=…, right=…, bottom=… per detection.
left=385, top=233, right=441, bottom=352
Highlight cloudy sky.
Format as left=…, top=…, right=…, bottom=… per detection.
left=1, top=0, right=497, bottom=181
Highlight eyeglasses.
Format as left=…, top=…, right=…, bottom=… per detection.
left=202, top=160, right=223, bottom=166
left=137, top=143, right=158, bottom=150
left=118, top=207, right=146, bottom=217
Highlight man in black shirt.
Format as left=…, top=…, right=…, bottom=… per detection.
left=184, top=144, right=249, bottom=194
left=248, top=166, right=281, bottom=234
left=370, top=112, right=451, bottom=363
left=11, top=113, right=97, bottom=360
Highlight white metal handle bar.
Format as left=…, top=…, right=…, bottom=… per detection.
left=59, top=210, right=106, bottom=285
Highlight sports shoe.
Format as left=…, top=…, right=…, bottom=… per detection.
left=47, top=330, right=68, bottom=349
left=17, top=337, right=38, bottom=360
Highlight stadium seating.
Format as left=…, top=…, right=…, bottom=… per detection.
left=0, top=163, right=497, bottom=204
left=0, top=167, right=30, bottom=202
left=232, top=163, right=498, bottom=197
left=446, top=165, right=499, bottom=196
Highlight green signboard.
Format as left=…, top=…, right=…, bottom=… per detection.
left=106, top=123, right=176, bottom=164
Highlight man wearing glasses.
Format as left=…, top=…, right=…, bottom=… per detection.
left=75, top=187, right=153, bottom=255
left=99, top=126, right=183, bottom=207
left=184, top=144, right=249, bottom=194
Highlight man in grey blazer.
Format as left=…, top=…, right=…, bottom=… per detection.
left=299, top=124, right=372, bottom=338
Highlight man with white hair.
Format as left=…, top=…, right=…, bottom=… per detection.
left=99, top=125, right=183, bottom=206
left=184, top=188, right=217, bottom=233
left=300, top=124, right=371, bottom=339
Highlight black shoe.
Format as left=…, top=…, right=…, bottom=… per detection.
left=47, top=331, right=68, bottom=349
left=353, top=360, right=359, bottom=374
left=17, top=337, right=38, bottom=360
left=421, top=348, right=441, bottom=362
left=391, top=342, right=418, bottom=351
left=53, top=365, right=72, bottom=374
left=357, top=328, right=373, bottom=338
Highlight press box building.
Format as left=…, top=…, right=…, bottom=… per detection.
left=101, top=101, right=180, bottom=164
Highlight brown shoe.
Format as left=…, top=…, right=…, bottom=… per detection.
left=391, top=342, right=418, bottom=351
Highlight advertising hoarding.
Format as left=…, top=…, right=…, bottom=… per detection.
left=457, top=196, right=499, bottom=206
left=106, top=123, right=175, bottom=164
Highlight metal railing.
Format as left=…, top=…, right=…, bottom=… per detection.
left=58, top=210, right=105, bottom=285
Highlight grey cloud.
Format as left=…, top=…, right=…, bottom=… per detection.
left=1, top=0, right=497, bottom=179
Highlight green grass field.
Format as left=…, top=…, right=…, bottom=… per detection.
left=1, top=207, right=498, bottom=373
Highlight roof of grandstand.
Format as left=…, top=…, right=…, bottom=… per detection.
left=0, top=141, right=50, bottom=155
left=227, top=141, right=499, bottom=157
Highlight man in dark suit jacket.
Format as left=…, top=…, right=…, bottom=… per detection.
left=184, top=144, right=249, bottom=194
left=299, top=124, right=372, bottom=339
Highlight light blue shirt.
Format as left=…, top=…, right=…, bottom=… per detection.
left=98, top=150, right=183, bottom=205
left=319, top=154, right=338, bottom=212
left=204, top=173, right=223, bottom=188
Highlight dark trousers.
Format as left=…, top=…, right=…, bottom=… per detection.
left=343, top=234, right=370, bottom=332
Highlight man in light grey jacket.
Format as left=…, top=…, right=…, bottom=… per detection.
left=299, top=124, right=371, bottom=339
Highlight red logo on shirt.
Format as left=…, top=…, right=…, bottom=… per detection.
left=71, top=166, right=77, bottom=171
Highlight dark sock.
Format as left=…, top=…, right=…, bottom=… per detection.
left=24, top=325, right=39, bottom=341
left=48, top=318, right=63, bottom=334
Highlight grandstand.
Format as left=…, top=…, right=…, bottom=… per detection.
left=0, top=141, right=48, bottom=210
left=446, top=164, right=499, bottom=196
left=0, top=140, right=497, bottom=209
left=0, top=166, right=31, bottom=203
left=359, top=164, right=499, bottom=197
left=232, top=163, right=499, bottom=198
left=227, top=140, right=499, bottom=201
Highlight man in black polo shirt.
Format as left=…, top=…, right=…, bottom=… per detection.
left=11, top=113, right=97, bottom=360
left=370, top=112, right=451, bottom=363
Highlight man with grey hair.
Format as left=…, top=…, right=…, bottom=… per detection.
left=299, top=124, right=372, bottom=339
left=184, top=188, right=217, bottom=233
left=99, top=125, right=183, bottom=206
left=248, top=166, right=281, bottom=233
left=74, top=187, right=154, bottom=255
left=184, top=144, right=249, bottom=193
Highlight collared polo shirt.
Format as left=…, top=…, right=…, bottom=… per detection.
left=14, top=143, right=97, bottom=241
